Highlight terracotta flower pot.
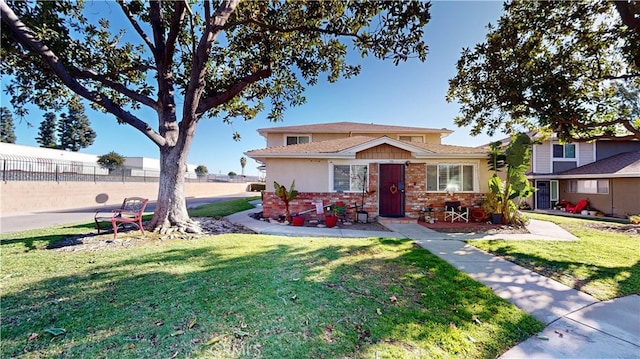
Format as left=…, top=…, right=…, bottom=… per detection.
left=292, top=216, right=305, bottom=226
left=325, top=215, right=338, bottom=228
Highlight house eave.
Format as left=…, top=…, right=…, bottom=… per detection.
left=528, top=173, right=640, bottom=180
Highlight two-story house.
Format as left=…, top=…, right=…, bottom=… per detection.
left=528, top=137, right=640, bottom=218
left=245, top=122, right=492, bottom=221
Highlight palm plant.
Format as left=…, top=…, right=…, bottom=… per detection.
left=273, top=180, right=298, bottom=223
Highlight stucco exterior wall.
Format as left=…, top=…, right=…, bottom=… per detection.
left=264, top=131, right=445, bottom=148
left=557, top=178, right=640, bottom=218
left=0, top=181, right=249, bottom=214
left=265, top=158, right=329, bottom=193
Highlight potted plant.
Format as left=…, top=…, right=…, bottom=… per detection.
left=325, top=203, right=345, bottom=228
left=291, top=214, right=305, bottom=226
left=482, top=192, right=503, bottom=225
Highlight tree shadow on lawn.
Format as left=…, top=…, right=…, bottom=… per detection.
left=1, top=236, right=543, bottom=358
left=1, top=219, right=151, bottom=252
left=475, top=244, right=640, bottom=300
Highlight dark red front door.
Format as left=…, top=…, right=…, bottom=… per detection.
left=379, top=164, right=404, bottom=217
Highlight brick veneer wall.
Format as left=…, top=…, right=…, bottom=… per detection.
left=263, top=162, right=485, bottom=221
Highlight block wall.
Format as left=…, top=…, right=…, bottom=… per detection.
left=0, top=181, right=250, bottom=214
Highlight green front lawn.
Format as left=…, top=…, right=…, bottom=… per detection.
left=1, top=200, right=543, bottom=358
left=468, top=213, right=640, bottom=300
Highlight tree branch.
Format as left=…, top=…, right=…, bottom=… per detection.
left=71, top=68, right=159, bottom=110
left=149, top=1, right=165, bottom=63
left=556, top=116, right=640, bottom=141
left=614, top=1, right=640, bottom=68
left=183, top=0, right=240, bottom=121
left=165, top=1, right=186, bottom=64
left=590, top=73, right=640, bottom=81
left=197, top=67, right=273, bottom=115
left=614, top=1, right=640, bottom=34
left=116, top=0, right=155, bottom=52
left=0, top=0, right=166, bottom=146
left=227, top=18, right=366, bottom=42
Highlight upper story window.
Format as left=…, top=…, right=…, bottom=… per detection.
left=553, top=143, right=576, bottom=159
left=399, top=135, right=424, bottom=143
left=286, top=135, right=310, bottom=145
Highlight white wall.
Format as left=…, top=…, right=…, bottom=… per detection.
left=265, top=158, right=329, bottom=192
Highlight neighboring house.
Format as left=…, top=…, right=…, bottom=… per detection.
left=527, top=137, right=640, bottom=218
left=245, top=122, right=492, bottom=221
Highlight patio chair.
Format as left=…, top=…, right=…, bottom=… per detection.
left=444, top=201, right=469, bottom=223
left=566, top=199, right=588, bottom=214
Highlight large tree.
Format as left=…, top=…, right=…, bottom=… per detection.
left=1, top=0, right=430, bottom=233
left=447, top=1, right=640, bottom=142
left=36, top=112, right=58, bottom=148
left=58, top=96, right=96, bottom=151
left=0, top=106, right=16, bottom=143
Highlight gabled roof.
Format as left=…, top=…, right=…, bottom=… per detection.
left=257, top=121, right=453, bottom=137
left=556, top=151, right=640, bottom=178
left=245, top=135, right=486, bottom=162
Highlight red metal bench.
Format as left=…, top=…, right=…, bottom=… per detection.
left=94, top=197, right=149, bottom=238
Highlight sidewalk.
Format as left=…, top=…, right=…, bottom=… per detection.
left=228, top=205, right=640, bottom=359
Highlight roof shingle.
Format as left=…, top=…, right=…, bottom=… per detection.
left=257, top=121, right=452, bottom=136
left=245, top=136, right=487, bottom=157
left=558, top=151, right=640, bottom=176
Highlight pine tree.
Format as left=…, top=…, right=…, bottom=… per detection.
left=0, top=107, right=17, bottom=143
left=58, top=97, right=96, bottom=151
left=36, top=112, right=58, bottom=148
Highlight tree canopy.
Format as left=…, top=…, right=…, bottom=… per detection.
left=0, top=0, right=431, bottom=232
left=447, top=1, right=640, bottom=142
left=97, top=151, right=125, bottom=169
left=0, top=106, right=16, bottom=143
left=36, top=112, right=58, bottom=148
left=195, top=165, right=208, bottom=176
left=58, top=97, right=96, bottom=151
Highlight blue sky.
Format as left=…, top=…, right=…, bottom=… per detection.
left=2, top=1, right=505, bottom=177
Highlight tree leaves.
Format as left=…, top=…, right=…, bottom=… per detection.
left=447, top=1, right=640, bottom=142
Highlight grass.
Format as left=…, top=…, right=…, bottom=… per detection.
left=468, top=212, right=640, bottom=300
left=0, top=199, right=544, bottom=358
left=187, top=197, right=259, bottom=217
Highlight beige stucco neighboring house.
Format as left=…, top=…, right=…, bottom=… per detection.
left=245, top=122, right=492, bottom=221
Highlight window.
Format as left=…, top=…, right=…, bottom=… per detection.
left=286, top=135, right=310, bottom=145
left=333, top=164, right=368, bottom=192
left=426, top=164, right=475, bottom=192
left=399, top=135, right=424, bottom=143
left=567, top=180, right=609, bottom=194
left=550, top=180, right=559, bottom=201
left=553, top=144, right=576, bottom=159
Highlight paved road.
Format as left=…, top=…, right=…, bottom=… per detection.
left=0, top=192, right=256, bottom=235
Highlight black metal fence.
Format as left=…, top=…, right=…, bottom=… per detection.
left=0, top=157, right=258, bottom=183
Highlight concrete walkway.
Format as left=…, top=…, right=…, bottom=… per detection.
left=227, top=205, right=640, bottom=359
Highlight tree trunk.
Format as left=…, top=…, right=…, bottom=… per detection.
left=147, top=129, right=201, bottom=234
